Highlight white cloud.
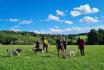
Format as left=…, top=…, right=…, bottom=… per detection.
left=6, top=18, right=33, bottom=25
left=30, top=26, right=104, bottom=35
left=19, top=20, right=32, bottom=24
left=72, top=27, right=82, bottom=31
left=10, top=26, right=21, bottom=32
left=66, top=28, right=71, bottom=31
left=48, top=28, right=62, bottom=33
left=48, top=27, right=83, bottom=34
left=8, top=18, right=19, bottom=22
left=32, top=30, right=40, bottom=34
left=99, top=26, right=104, bottom=29
left=74, top=4, right=92, bottom=14
left=47, top=27, right=91, bottom=34
left=65, top=27, right=83, bottom=33
left=80, top=16, right=99, bottom=23
left=63, top=27, right=91, bottom=34
left=47, top=14, right=73, bottom=25
left=48, top=14, right=59, bottom=21
left=63, top=20, right=73, bottom=24
left=92, top=25, right=104, bottom=30
left=70, top=11, right=81, bottom=17
left=71, top=4, right=99, bottom=17
left=92, top=8, right=99, bottom=13
left=54, top=26, right=59, bottom=28
left=56, top=10, right=64, bottom=16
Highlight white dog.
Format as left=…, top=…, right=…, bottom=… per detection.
left=63, top=49, right=78, bottom=58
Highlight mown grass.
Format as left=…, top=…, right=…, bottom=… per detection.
left=0, top=45, right=104, bottom=70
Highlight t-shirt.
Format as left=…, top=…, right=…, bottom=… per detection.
left=77, top=39, right=85, bottom=47
left=57, top=40, right=63, bottom=46
left=44, top=39, right=48, bottom=44
left=63, top=41, right=67, bottom=45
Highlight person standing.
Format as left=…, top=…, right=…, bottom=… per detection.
left=55, top=37, right=58, bottom=49
left=77, top=37, right=85, bottom=56
left=43, top=37, right=48, bottom=53
left=62, top=37, right=67, bottom=51
left=56, top=36, right=64, bottom=57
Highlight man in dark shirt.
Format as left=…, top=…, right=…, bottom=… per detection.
left=56, top=36, right=64, bottom=57
left=77, top=37, right=85, bottom=56
left=62, top=37, right=67, bottom=51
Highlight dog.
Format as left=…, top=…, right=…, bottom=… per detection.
left=63, top=49, right=78, bottom=58
left=32, top=48, right=43, bottom=54
left=16, top=48, right=22, bottom=53
left=7, top=48, right=22, bottom=56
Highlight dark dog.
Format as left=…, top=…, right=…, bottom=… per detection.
left=32, top=48, right=43, bottom=54
left=16, top=48, right=22, bottom=53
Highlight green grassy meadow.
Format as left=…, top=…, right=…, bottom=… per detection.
left=0, top=45, right=104, bottom=70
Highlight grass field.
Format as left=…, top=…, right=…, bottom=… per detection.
left=0, top=45, right=104, bottom=70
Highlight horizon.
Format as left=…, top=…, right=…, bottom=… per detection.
left=0, top=30, right=89, bottom=35
left=0, top=0, right=104, bottom=34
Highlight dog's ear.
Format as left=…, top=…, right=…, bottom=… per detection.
left=16, top=48, right=22, bottom=53
left=20, top=49, right=22, bottom=52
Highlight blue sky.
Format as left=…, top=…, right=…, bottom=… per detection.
left=0, top=0, right=104, bottom=34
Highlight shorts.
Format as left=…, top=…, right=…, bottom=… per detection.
left=57, top=45, right=63, bottom=49
left=78, top=45, right=84, bottom=49
left=43, top=44, right=48, bottom=47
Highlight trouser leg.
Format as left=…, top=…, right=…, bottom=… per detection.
left=80, top=49, right=83, bottom=56
left=64, top=45, right=66, bottom=51
left=46, top=45, right=48, bottom=53
left=61, top=47, right=64, bottom=57
left=43, top=45, right=45, bottom=51
left=82, top=48, right=85, bottom=56
left=58, top=49, right=59, bottom=57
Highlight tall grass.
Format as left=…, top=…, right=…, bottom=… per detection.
left=0, top=45, right=104, bottom=70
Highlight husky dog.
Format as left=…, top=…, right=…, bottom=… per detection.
left=32, top=48, right=43, bottom=54
left=16, top=48, right=22, bottom=53
left=63, top=49, right=78, bottom=58
left=7, top=48, right=22, bottom=56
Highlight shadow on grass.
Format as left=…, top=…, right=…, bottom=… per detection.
left=0, top=66, right=6, bottom=70
left=0, top=55, right=10, bottom=58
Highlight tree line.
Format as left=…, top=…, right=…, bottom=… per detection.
left=0, top=29, right=104, bottom=45
left=87, top=29, right=104, bottom=45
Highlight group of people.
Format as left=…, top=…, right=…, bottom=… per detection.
left=34, top=35, right=48, bottom=53
left=55, top=36, right=67, bottom=57
left=34, top=35, right=85, bottom=57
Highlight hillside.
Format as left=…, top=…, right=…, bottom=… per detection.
left=0, top=30, right=88, bottom=45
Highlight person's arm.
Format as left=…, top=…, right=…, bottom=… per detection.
left=76, top=39, right=79, bottom=45
left=83, top=40, right=85, bottom=46
left=56, top=40, right=58, bottom=48
left=66, top=41, right=67, bottom=45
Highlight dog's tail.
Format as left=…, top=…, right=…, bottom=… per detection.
left=7, top=49, right=12, bottom=54
left=7, top=49, right=13, bottom=56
